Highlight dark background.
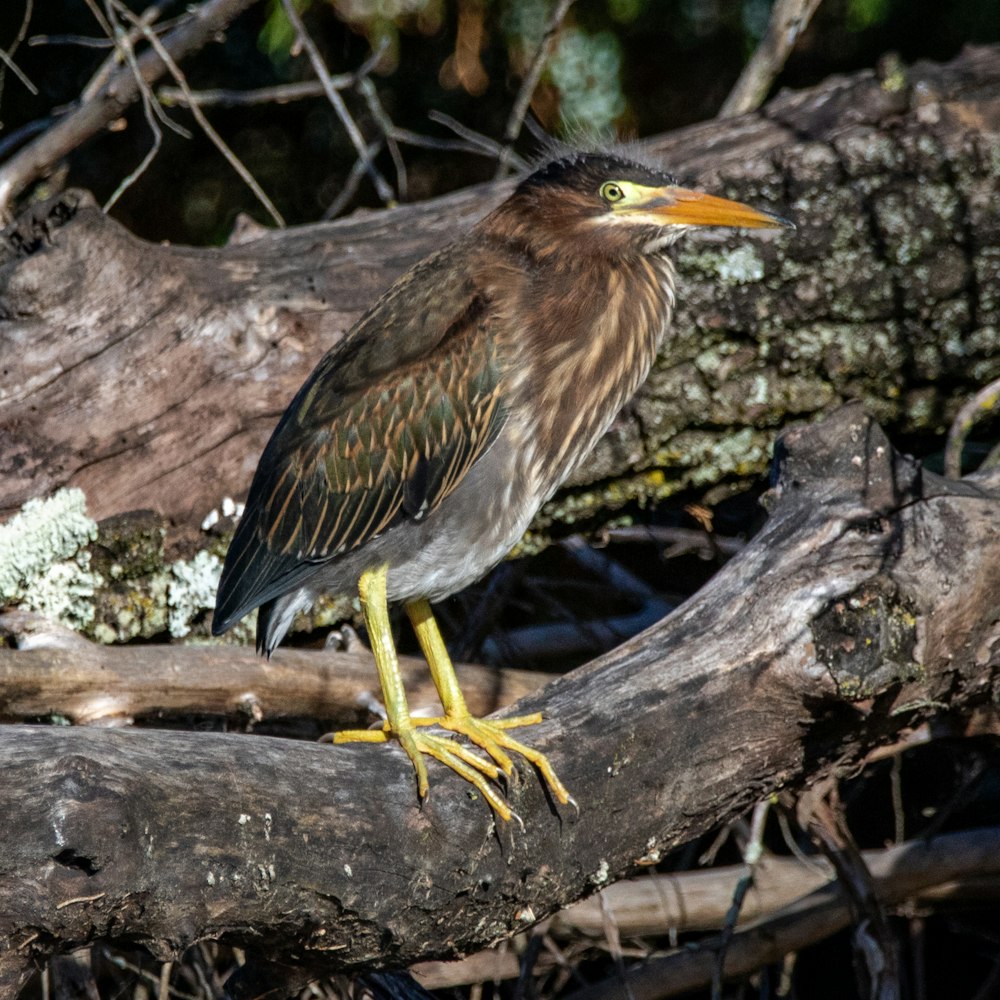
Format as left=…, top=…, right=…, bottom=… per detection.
left=1, top=0, right=997, bottom=244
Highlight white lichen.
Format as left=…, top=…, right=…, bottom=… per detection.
left=0, top=488, right=101, bottom=629
left=168, top=549, right=223, bottom=637
left=715, top=244, right=766, bottom=284
left=21, top=554, right=101, bottom=630
left=0, top=488, right=98, bottom=601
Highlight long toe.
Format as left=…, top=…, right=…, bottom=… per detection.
left=440, top=714, right=572, bottom=807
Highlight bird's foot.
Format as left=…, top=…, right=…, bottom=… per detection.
left=412, top=711, right=573, bottom=810
left=333, top=723, right=515, bottom=821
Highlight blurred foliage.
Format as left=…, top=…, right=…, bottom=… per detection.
left=0, top=0, right=998, bottom=244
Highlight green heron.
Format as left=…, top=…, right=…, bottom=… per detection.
left=213, top=150, right=790, bottom=820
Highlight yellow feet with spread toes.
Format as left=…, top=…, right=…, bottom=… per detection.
left=332, top=566, right=572, bottom=822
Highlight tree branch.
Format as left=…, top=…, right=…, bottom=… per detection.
left=2, top=405, right=998, bottom=993
left=0, top=0, right=261, bottom=217
left=0, top=612, right=552, bottom=725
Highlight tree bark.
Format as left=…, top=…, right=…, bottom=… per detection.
left=2, top=47, right=998, bottom=543
left=0, top=611, right=551, bottom=725
left=1, top=404, right=998, bottom=994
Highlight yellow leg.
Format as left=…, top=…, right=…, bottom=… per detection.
left=405, top=598, right=572, bottom=808
left=333, top=565, right=514, bottom=819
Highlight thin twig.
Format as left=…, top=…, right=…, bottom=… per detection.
left=944, top=375, right=1000, bottom=478
left=97, top=1, right=192, bottom=139
left=0, top=0, right=259, bottom=219
left=322, top=139, right=383, bottom=220
left=80, top=0, right=157, bottom=101
left=719, top=0, right=824, bottom=117
left=0, top=0, right=38, bottom=100
left=429, top=110, right=527, bottom=167
left=278, top=0, right=394, bottom=205
left=158, top=37, right=391, bottom=109
left=356, top=77, right=407, bottom=201
left=113, top=0, right=285, bottom=226
left=101, top=2, right=164, bottom=212
left=28, top=33, right=117, bottom=49
left=495, top=0, right=577, bottom=177
left=159, top=79, right=335, bottom=108
left=713, top=800, right=772, bottom=1000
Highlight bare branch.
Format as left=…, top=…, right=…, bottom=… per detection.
left=0, top=0, right=261, bottom=220
left=322, top=138, right=383, bottom=219
left=356, top=77, right=407, bottom=201
left=112, top=0, right=284, bottom=226
left=719, top=0, right=823, bottom=118
left=944, top=375, right=1000, bottom=478
left=0, top=0, right=37, bottom=101
left=495, top=0, right=577, bottom=177
left=278, top=0, right=394, bottom=205
left=159, top=79, right=334, bottom=108
left=429, top=109, right=527, bottom=166
left=562, top=828, right=1000, bottom=1000
left=99, top=1, right=164, bottom=212
left=0, top=610, right=553, bottom=725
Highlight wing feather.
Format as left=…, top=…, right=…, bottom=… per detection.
left=213, top=270, right=507, bottom=633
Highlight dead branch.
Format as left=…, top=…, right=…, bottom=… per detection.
left=414, top=829, right=1000, bottom=989
left=0, top=611, right=552, bottom=725
left=563, top=826, right=1000, bottom=1000
left=2, top=405, right=998, bottom=994
left=0, top=0, right=261, bottom=217
left=719, top=0, right=823, bottom=117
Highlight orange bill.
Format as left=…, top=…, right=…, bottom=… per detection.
left=641, top=186, right=794, bottom=230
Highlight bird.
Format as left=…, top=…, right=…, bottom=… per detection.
left=212, top=148, right=792, bottom=821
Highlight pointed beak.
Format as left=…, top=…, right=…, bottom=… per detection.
left=638, top=185, right=794, bottom=230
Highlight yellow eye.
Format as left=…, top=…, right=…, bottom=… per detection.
left=600, top=181, right=625, bottom=204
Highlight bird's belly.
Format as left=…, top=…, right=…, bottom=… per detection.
left=382, top=450, right=537, bottom=603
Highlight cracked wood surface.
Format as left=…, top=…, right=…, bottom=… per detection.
left=1, top=405, right=999, bottom=994
left=1, top=47, right=998, bottom=538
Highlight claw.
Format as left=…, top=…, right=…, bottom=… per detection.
left=334, top=567, right=573, bottom=821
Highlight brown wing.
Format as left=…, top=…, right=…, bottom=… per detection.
left=213, top=254, right=506, bottom=633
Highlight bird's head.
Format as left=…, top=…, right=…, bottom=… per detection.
left=498, top=150, right=792, bottom=258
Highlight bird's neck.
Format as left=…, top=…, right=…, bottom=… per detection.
left=502, top=245, right=675, bottom=493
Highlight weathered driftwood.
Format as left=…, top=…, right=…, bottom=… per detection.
left=412, top=826, right=1000, bottom=990
left=0, top=610, right=551, bottom=725
left=2, top=47, right=999, bottom=544
left=1, top=405, right=998, bottom=995
left=564, top=827, right=1000, bottom=1000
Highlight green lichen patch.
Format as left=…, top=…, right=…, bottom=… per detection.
left=654, top=427, right=773, bottom=485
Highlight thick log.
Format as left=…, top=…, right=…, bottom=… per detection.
left=1, top=405, right=998, bottom=994
left=2, top=47, right=999, bottom=542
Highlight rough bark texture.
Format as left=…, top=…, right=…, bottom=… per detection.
left=1, top=47, right=998, bottom=542
left=2, top=405, right=998, bottom=995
